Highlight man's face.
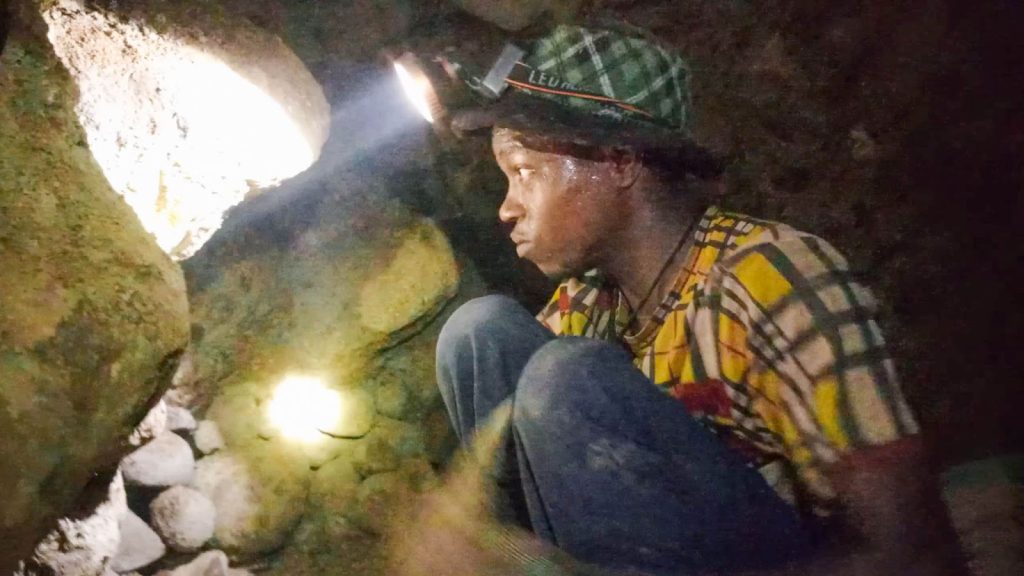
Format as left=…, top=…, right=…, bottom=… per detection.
left=492, top=128, right=623, bottom=278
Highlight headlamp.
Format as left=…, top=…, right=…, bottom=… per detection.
left=390, top=43, right=526, bottom=131
left=393, top=52, right=445, bottom=124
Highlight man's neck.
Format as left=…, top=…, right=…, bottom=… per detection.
left=599, top=202, right=703, bottom=323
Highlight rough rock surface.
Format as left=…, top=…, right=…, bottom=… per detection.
left=149, top=486, right=216, bottom=552
left=943, top=457, right=1024, bottom=576
left=356, top=221, right=460, bottom=336
left=42, top=0, right=331, bottom=259
left=0, top=3, right=190, bottom=570
left=165, top=405, right=197, bottom=433
left=111, top=510, right=166, bottom=573
left=450, top=0, right=579, bottom=31
left=192, top=449, right=309, bottom=558
left=128, top=399, right=169, bottom=447
left=320, top=388, right=375, bottom=439
left=17, top=471, right=127, bottom=576
left=121, top=433, right=195, bottom=487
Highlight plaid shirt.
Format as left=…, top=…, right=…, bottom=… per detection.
left=537, top=206, right=919, bottom=514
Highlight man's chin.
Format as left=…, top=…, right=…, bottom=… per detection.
left=524, top=256, right=583, bottom=281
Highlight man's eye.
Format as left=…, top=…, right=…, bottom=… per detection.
left=516, top=167, right=534, bottom=178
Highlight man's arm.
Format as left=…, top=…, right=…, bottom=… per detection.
left=732, top=436, right=967, bottom=576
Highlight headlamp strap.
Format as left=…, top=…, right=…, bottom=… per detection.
left=475, top=43, right=652, bottom=119
left=503, top=61, right=653, bottom=119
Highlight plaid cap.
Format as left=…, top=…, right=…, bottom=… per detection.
left=511, top=24, right=692, bottom=132
left=452, top=24, right=720, bottom=175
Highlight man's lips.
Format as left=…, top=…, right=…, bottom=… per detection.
left=509, top=233, right=530, bottom=255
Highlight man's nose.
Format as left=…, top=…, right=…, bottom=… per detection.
left=498, top=186, right=523, bottom=223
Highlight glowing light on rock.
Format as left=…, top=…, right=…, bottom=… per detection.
left=267, top=376, right=342, bottom=443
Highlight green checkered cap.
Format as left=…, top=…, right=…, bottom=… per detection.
left=510, top=24, right=692, bottom=132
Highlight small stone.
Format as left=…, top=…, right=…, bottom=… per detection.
left=111, top=509, right=166, bottom=572
left=165, top=405, right=197, bottom=432
left=194, top=420, right=226, bottom=454
left=157, top=550, right=228, bottom=576
left=157, top=549, right=252, bottom=576
left=128, top=400, right=168, bottom=446
left=150, top=486, right=216, bottom=552
left=121, top=433, right=195, bottom=487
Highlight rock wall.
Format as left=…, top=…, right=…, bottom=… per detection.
left=0, top=1, right=191, bottom=570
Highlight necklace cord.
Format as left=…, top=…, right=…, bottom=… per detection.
left=623, top=215, right=701, bottom=334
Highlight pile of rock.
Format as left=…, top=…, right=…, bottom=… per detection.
left=18, top=398, right=244, bottom=576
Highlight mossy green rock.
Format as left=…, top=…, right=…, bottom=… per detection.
left=0, top=5, right=190, bottom=570
left=193, top=447, right=310, bottom=559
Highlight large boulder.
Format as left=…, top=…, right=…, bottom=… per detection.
left=0, top=2, right=190, bottom=570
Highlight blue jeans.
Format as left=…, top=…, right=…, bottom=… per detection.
left=436, top=296, right=813, bottom=575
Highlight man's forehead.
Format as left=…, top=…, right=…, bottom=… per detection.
left=492, top=128, right=528, bottom=153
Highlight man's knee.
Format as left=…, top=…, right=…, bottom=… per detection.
left=437, top=295, right=523, bottom=356
left=514, top=337, right=628, bottom=427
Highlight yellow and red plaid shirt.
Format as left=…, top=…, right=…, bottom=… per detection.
left=537, top=206, right=919, bottom=515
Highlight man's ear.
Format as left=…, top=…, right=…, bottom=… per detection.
left=605, top=148, right=643, bottom=189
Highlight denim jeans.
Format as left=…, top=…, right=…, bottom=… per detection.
left=436, top=295, right=813, bottom=575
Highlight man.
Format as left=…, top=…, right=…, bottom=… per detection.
left=405, top=24, right=964, bottom=576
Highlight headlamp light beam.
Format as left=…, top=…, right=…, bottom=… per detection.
left=394, top=53, right=439, bottom=124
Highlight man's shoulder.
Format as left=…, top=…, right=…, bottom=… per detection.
left=703, top=207, right=844, bottom=268
left=701, top=207, right=807, bottom=252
